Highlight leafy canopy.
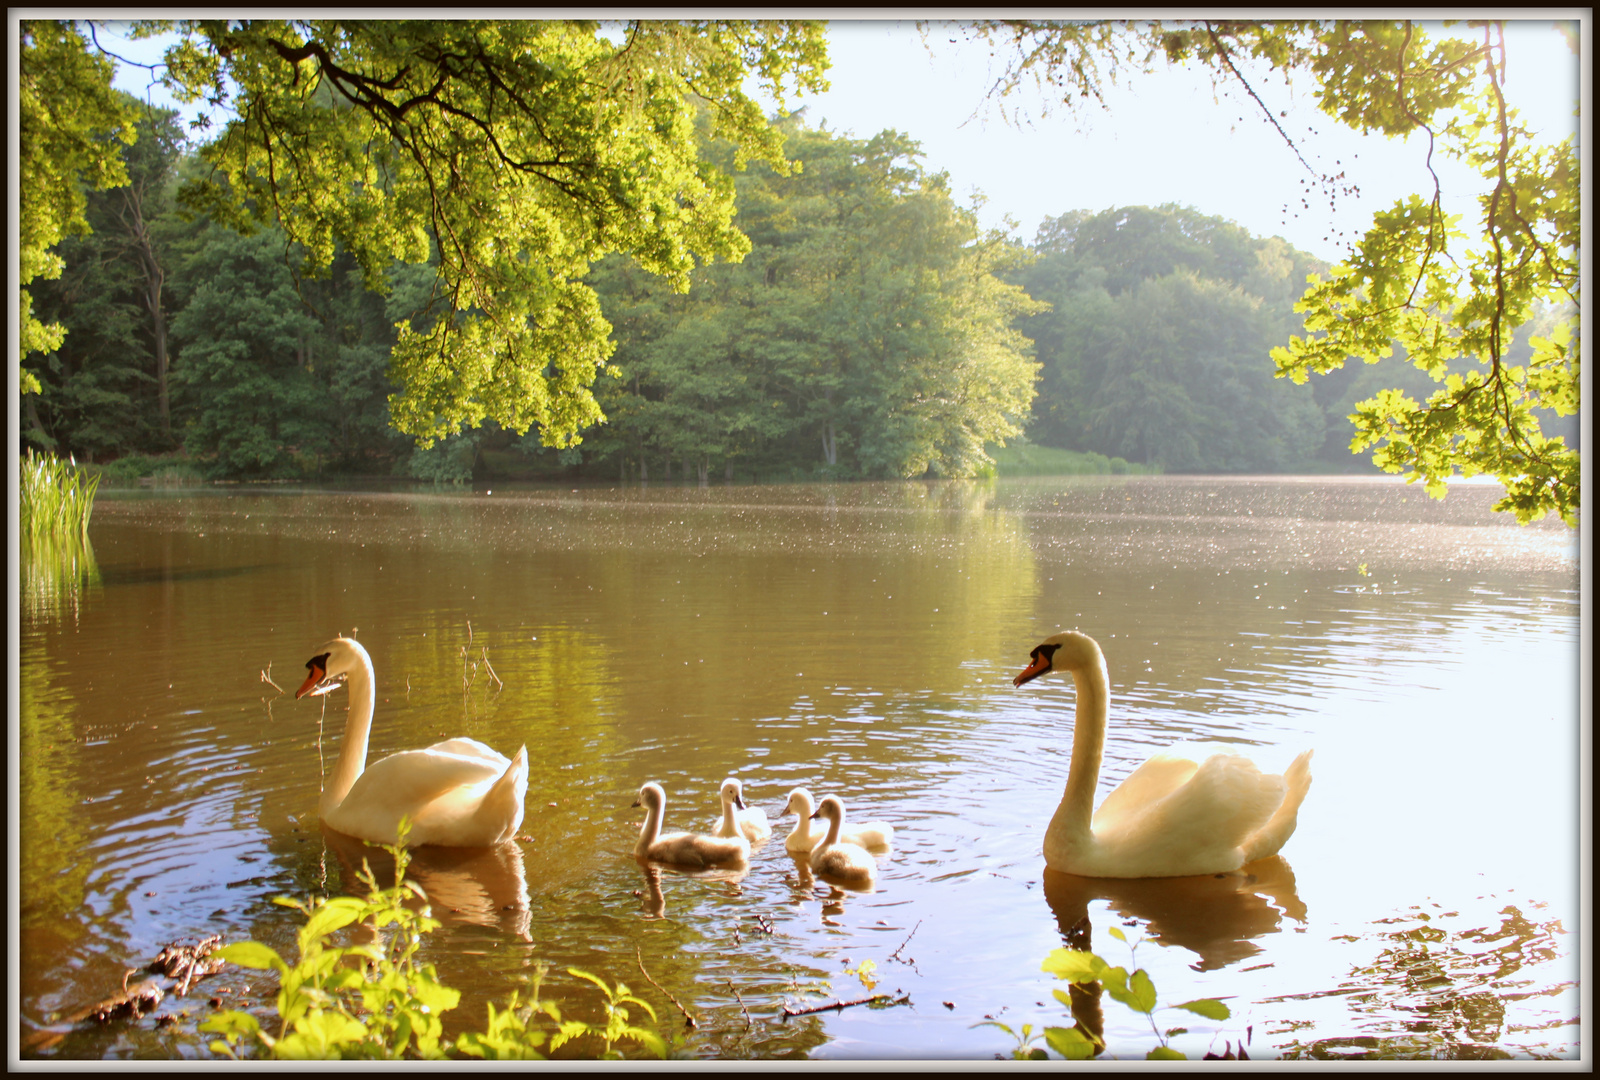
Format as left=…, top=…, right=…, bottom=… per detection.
left=18, top=20, right=138, bottom=389
left=108, top=19, right=829, bottom=447
left=964, top=19, right=1580, bottom=525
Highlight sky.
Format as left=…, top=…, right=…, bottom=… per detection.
left=97, top=16, right=1585, bottom=263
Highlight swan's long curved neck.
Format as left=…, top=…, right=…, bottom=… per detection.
left=1052, top=654, right=1109, bottom=842
left=821, top=810, right=843, bottom=848
left=324, top=650, right=376, bottom=815
left=720, top=798, right=739, bottom=834
left=640, top=799, right=663, bottom=846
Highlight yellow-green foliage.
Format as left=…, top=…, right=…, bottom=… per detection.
left=20, top=449, right=100, bottom=543
left=201, top=821, right=669, bottom=1061
left=980, top=927, right=1232, bottom=1061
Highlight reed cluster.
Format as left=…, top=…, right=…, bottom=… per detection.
left=20, top=449, right=100, bottom=543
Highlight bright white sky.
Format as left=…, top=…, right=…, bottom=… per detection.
left=99, top=16, right=1584, bottom=263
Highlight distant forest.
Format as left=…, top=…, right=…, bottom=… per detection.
left=22, top=98, right=1574, bottom=483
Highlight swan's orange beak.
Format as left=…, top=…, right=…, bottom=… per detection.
left=296, top=652, right=331, bottom=699
left=1013, top=652, right=1051, bottom=687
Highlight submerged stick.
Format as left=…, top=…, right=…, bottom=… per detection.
left=887, top=920, right=922, bottom=965
left=480, top=647, right=503, bottom=691
left=781, top=992, right=909, bottom=1017
left=637, top=946, right=697, bottom=1029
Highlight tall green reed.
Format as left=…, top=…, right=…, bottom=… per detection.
left=20, top=449, right=101, bottom=543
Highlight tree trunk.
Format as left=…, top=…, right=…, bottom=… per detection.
left=821, top=421, right=837, bottom=466
left=122, top=190, right=171, bottom=439
left=697, top=459, right=709, bottom=485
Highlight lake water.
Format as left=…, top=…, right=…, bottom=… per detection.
left=16, top=475, right=1584, bottom=1060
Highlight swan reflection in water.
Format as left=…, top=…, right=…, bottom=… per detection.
left=1043, top=856, right=1305, bottom=972
left=320, top=825, right=533, bottom=941
left=634, top=859, right=748, bottom=919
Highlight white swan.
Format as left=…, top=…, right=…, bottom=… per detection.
left=1014, top=631, right=1313, bottom=878
left=296, top=637, right=528, bottom=848
left=634, top=782, right=750, bottom=868
left=709, top=778, right=772, bottom=843
left=782, top=788, right=894, bottom=854
left=807, top=795, right=877, bottom=884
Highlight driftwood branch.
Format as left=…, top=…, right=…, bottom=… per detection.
left=782, top=992, right=910, bottom=1017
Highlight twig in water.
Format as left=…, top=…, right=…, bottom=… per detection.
left=480, top=646, right=503, bottom=691
left=781, top=992, right=909, bottom=1018
left=888, top=920, right=922, bottom=966
left=636, top=946, right=697, bottom=1029
left=260, top=663, right=284, bottom=695
left=727, top=979, right=752, bottom=1031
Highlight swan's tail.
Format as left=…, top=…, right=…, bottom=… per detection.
left=485, top=746, right=529, bottom=844
left=1241, top=749, right=1314, bottom=864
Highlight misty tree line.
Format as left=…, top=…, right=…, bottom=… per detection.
left=21, top=95, right=1569, bottom=482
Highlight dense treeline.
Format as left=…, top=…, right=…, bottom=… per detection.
left=22, top=98, right=1566, bottom=483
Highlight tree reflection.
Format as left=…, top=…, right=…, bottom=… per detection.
left=1043, top=857, right=1305, bottom=972
left=1272, top=903, right=1574, bottom=1060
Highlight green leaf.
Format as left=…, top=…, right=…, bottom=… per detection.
left=1128, top=968, right=1158, bottom=1014
left=215, top=940, right=287, bottom=974
left=1147, top=1045, right=1187, bottom=1060
left=300, top=896, right=367, bottom=946
left=1044, top=1025, right=1099, bottom=1060
left=1173, top=997, right=1232, bottom=1021
left=1041, top=947, right=1108, bottom=982
left=1107, top=925, right=1127, bottom=943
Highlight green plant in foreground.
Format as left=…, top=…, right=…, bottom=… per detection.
left=201, top=821, right=668, bottom=1060
left=982, top=926, right=1232, bottom=1060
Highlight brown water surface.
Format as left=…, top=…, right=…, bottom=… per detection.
left=16, top=475, right=1582, bottom=1059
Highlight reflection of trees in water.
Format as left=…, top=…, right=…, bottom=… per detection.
left=17, top=637, right=92, bottom=932
left=1043, top=858, right=1306, bottom=973
left=1270, top=903, right=1574, bottom=1060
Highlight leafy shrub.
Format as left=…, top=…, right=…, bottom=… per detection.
left=981, top=927, right=1232, bottom=1060
left=201, top=822, right=668, bottom=1061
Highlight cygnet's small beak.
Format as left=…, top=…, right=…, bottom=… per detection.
left=630, top=797, right=642, bottom=809
left=734, top=792, right=748, bottom=810
left=810, top=808, right=824, bottom=820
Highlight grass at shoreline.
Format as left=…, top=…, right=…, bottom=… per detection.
left=20, top=449, right=100, bottom=542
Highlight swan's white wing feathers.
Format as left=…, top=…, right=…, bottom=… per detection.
left=329, top=748, right=509, bottom=844
left=1092, top=751, right=1200, bottom=831
left=420, top=737, right=509, bottom=767
left=1092, top=753, right=1286, bottom=876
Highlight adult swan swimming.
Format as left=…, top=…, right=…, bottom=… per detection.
left=1014, top=631, right=1312, bottom=878
left=296, top=637, right=528, bottom=847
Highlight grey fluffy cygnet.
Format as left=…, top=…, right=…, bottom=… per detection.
left=633, top=782, right=750, bottom=868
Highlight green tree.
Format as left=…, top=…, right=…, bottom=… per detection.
left=18, top=20, right=138, bottom=390
left=24, top=94, right=188, bottom=456
left=588, top=118, right=1042, bottom=480
left=169, top=226, right=328, bottom=476
left=1014, top=204, right=1328, bottom=470
left=964, top=18, right=1580, bottom=524
left=133, top=18, right=829, bottom=450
